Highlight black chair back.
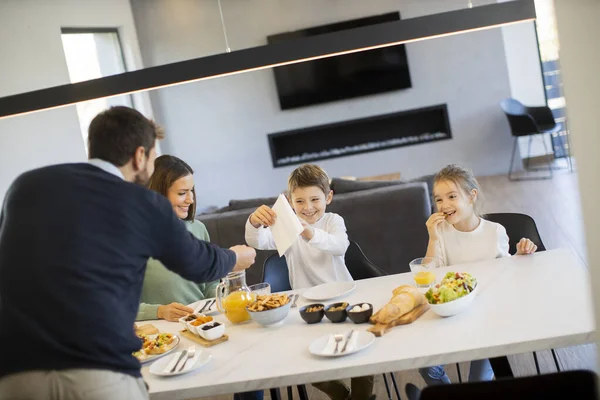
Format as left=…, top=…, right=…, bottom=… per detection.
left=262, top=254, right=291, bottom=292
left=484, top=213, right=546, bottom=255
left=500, top=98, right=538, bottom=137
left=421, top=370, right=597, bottom=400
left=345, top=241, right=388, bottom=280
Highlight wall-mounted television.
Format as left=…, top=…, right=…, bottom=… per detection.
left=267, top=12, right=412, bottom=110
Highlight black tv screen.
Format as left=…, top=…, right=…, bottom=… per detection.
left=267, top=12, right=412, bottom=110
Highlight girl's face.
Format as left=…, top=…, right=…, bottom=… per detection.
left=167, top=174, right=195, bottom=219
left=433, top=179, right=477, bottom=225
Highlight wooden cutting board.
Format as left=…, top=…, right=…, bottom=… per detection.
left=180, top=329, right=229, bottom=347
left=367, top=303, right=430, bottom=337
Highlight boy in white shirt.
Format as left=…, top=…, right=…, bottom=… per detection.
left=245, top=164, right=373, bottom=400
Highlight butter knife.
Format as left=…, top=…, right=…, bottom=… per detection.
left=171, top=350, right=187, bottom=373
left=340, top=329, right=355, bottom=353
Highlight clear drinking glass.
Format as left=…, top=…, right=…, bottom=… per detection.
left=409, top=257, right=440, bottom=289
left=249, top=282, right=271, bottom=295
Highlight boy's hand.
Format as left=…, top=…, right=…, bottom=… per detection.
left=249, top=205, right=277, bottom=228
left=516, top=238, right=537, bottom=255
left=426, top=212, right=446, bottom=241
left=299, top=219, right=315, bottom=240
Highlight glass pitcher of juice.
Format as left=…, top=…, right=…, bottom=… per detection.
left=216, top=271, right=256, bottom=324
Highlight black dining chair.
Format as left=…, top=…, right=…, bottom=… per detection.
left=262, top=241, right=402, bottom=400
left=482, top=213, right=558, bottom=379
left=500, top=98, right=565, bottom=181
left=420, top=370, right=597, bottom=400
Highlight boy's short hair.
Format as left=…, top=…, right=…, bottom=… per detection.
left=88, top=106, right=164, bottom=166
left=287, top=164, right=331, bottom=196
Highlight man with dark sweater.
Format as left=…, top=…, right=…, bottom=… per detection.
left=0, top=106, right=256, bottom=400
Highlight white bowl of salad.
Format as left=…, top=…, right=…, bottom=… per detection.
left=425, top=272, right=478, bottom=317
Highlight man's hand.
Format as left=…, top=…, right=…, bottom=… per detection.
left=230, top=245, right=257, bottom=271
left=157, top=302, right=193, bottom=321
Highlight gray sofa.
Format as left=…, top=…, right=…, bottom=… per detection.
left=198, top=178, right=433, bottom=285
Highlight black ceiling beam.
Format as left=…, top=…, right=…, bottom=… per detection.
left=0, top=0, right=535, bottom=119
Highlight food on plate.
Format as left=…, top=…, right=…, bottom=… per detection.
left=328, top=302, right=348, bottom=312
left=306, top=305, right=324, bottom=313
left=133, top=332, right=177, bottom=360
left=425, top=272, right=477, bottom=304
left=201, top=322, right=221, bottom=331
left=350, top=303, right=371, bottom=313
left=134, top=323, right=159, bottom=336
left=373, top=285, right=425, bottom=324
left=190, top=315, right=213, bottom=326
left=247, top=293, right=290, bottom=312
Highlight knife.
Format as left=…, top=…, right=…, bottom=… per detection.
left=171, top=350, right=187, bottom=373
left=197, top=300, right=211, bottom=314
left=340, top=329, right=355, bottom=353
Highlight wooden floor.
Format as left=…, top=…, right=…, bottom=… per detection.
left=194, top=162, right=596, bottom=400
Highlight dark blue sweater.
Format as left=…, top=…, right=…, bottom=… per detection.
left=0, top=163, right=236, bottom=378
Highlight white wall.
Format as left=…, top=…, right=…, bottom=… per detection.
left=0, top=0, right=149, bottom=199
left=553, top=0, right=600, bottom=368
left=131, top=0, right=527, bottom=209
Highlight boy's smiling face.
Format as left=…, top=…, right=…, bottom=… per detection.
left=290, top=185, right=333, bottom=224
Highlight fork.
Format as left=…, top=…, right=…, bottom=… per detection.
left=178, top=346, right=196, bottom=372
left=207, top=299, right=216, bottom=311
left=291, top=294, right=299, bottom=308
left=333, top=334, right=344, bottom=354
left=197, top=300, right=211, bottom=314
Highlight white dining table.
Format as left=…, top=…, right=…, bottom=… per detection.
left=142, top=248, right=595, bottom=400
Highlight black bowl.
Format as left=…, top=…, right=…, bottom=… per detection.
left=346, top=303, right=374, bottom=324
left=324, top=302, right=349, bottom=323
left=299, top=303, right=325, bottom=324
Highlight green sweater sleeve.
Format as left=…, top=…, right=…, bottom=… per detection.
left=136, top=219, right=219, bottom=321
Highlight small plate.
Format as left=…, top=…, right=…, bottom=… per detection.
left=302, top=282, right=356, bottom=301
left=189, top=298, right=219, bottom=316
left=149, top=349, right=212, bottom=377
left=137, top=334, right=180, bottom=364
left=309, top=331, right=375, bottom=357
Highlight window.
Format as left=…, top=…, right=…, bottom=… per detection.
left=534, top=0, right=570, bottom=160
left=61, top=29, right=134, bottom=153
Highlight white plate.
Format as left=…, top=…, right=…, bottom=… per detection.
left=302, top=282, right=356, bottom=301
left=189, top=298, right=219, bottom=316
left=309, top=331, right=375, bottom=357
left=137, top=334, right=180, bottom=364
left=149, top=349, right=212, bottom=377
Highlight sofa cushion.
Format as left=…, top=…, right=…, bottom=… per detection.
left=330, top=178, right=401, bottom=195
left=228, top=196, right=278, bottom=211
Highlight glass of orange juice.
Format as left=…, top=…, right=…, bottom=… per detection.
left=409, top=257, right=440, bottom=289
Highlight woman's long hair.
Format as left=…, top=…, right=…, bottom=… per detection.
left=147, top=155, right=196, bottom=221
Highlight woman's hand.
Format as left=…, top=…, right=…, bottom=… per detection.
left=516, top=238, right=537, bottom=255
left=426, top=212, right=446, bottom=241
left=299, top=218, right=315, bottom=240
left=157, top=302, right=194, bottom=322
left=249, top=205, right=277, bottom=228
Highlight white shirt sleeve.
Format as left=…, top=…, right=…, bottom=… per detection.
left=245, top=217, right=277, bottom=250
left=307, top=214, right=350, bottom=256
left=496, top=224, right=511, bottom=258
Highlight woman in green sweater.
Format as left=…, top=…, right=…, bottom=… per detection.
left=136, top=155, right=219, bottom=322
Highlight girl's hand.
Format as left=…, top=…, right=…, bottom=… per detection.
left=299, top=218, right=315, bottom=240
left=516, top=238, right=537, bottom=255
left=426, top=212, right=446, bottom=241
left=157, top=302, right=194, bottom=322
left=249, top=205, right=277, bottom=228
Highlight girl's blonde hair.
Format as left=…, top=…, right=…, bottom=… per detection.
left=433, top=164, right=484, bottom=216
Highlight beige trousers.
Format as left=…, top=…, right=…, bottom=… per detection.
left=0, top=369, right=148, bottom=400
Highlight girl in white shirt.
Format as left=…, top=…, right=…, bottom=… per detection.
left=416, top=164, right=537, bottom=392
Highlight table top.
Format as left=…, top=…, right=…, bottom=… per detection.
left=142, top=249, right=595, bottom=400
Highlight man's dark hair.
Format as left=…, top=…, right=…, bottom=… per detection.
left=88, top=106, right=164, bottom=166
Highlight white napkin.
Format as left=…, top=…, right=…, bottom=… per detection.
left=270, top=194, right=304, bottom=256
left=181, top=350, right=202, bottom=372
left=321, top=332, right=357, bottom=355
left=162, top=351, right=182, bottom=374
